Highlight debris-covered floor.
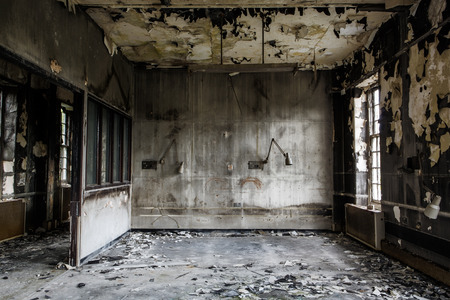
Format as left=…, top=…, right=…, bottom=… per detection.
left=2, top=230, right=450, bottom=299
left=0, top=228, right=70, bottom=300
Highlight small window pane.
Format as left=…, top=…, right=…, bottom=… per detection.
left=374, top=104, right=380, bottom=122
left=86, top=101, right=98, bottom=185
left=113, top=113, right=121, bottom=182
left=60, top=147, right=68, bottom=182
left=123, top=119, right=130, bottom=181
left=101, top=108, right=111, bottom=183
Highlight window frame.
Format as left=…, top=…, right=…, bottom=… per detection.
left=367, top=87, right=381, bottom=203
left=85, top=97, right=131, bottom=189
left=59, top=103, right=73, bottom=186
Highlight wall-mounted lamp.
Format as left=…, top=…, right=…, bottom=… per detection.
left=140, top=138, right=184, bottom=174
left=424, top=195, right=441, bottom=219
left=177, top=161, right=184, bottom=174
left=248, top=138, right=292, bottom=170
left=159, top=139, right=176, bottom=164
left=422, top=185, right=441, bottom=219
left=264, top=138, right=293, bottom=166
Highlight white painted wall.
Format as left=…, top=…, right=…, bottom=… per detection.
left=79, top=187, right=131, bottom=260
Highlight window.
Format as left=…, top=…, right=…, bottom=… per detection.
left=112, top=113, right=121, bottom=182
left=59, top=103, right=73, bottom=185
left=101, top=108, right=111, bottom=183
left=368, top=88, right=381, bottom=202
left=122, top=119, right=131, bottom=181
left=86, top=98, right=131, bottom=187
left=86, top=100, right=99, bottom=185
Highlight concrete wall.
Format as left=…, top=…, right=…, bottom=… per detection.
left=335, top=0, right=450, bottom=268
left=132, top=70, right=333, bottom=229
left=0, top=0, right=134, bottom=263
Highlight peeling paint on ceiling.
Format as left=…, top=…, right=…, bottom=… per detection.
left=82, top=6, right=392, bottom=69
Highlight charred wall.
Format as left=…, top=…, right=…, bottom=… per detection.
left=334, top=0, right=450, bottom=268
left=332, top=91, right=356, bottom=232
left=0, top=0, right=134, bottom=262
left=0, top=70, right=68, bottom=231
left=0, top=0, right=133, bottom=113
left=132, top=69, right=333, bottom=229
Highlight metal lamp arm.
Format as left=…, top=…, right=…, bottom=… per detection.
left=159, top=139, right=176, bottom=164
left=264, top=138, right=287, bottom=163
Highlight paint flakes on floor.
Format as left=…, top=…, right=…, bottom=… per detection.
left=13, top=230, right=450, bottom=300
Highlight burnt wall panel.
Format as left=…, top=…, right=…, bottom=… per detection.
left=332, top=92, right=356, bottom=231
left=0, top=0, right=133, bottom=113
left=132, top=70, right=333, bottom=229
left=335, top=0, right=450, bottom=267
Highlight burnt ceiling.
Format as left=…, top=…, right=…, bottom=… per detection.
left=66, top=0, right=414, bottom=70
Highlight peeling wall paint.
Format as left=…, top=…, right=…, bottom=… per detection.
left=334, top=0, right=450, bottom=267
left=408, top=28, right=450, bottom=166
left=427, top=0, right=447, bottom=27
left=381, top=61, right=403, bottom=150
left=393, top=206, right=401, bottom=223
left=32, top=141, right=48, bottom=158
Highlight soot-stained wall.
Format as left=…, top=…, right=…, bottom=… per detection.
left=335, top=0, right=450, bottom=268
left=0, top=0, right=133, bottom=112
left=0, top=0, right=134, bottom=263
left=132, top=70, right=333, bottom=229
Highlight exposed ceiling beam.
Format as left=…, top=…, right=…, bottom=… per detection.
left=75, top=0, right=387, bottom=8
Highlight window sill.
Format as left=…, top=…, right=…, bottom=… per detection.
left=84, top=183, right=131, bottom=195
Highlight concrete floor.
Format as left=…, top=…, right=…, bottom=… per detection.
left=0, top=228, right=70, bottom=300
left=1, top=230, right=449, bottom=299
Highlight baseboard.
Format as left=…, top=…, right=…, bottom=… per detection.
left=381, top=240, right=450, bottom=286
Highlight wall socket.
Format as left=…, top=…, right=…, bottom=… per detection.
left=248, top=161, right=264, bottom=170
left=142, top=160, right=157, bottom=170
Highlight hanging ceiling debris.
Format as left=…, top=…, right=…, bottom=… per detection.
left=70, top=1, right=413, bottom=70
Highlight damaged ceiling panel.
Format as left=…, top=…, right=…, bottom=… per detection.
left=80, top=2, right=394, bottom=69
left=73, top=0, right=390, bottom=8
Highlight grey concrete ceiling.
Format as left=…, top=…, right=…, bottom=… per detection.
left=71, top=0, right=411, bottom=70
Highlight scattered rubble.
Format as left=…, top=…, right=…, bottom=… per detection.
left=2, top=229, right=450, bottom=299
left=0, top=228, right=70, bottom=299
left=75, top=230, right=450, bottom=299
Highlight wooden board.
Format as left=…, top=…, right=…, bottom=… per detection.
left=0, top=199, right=25, bottom=242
